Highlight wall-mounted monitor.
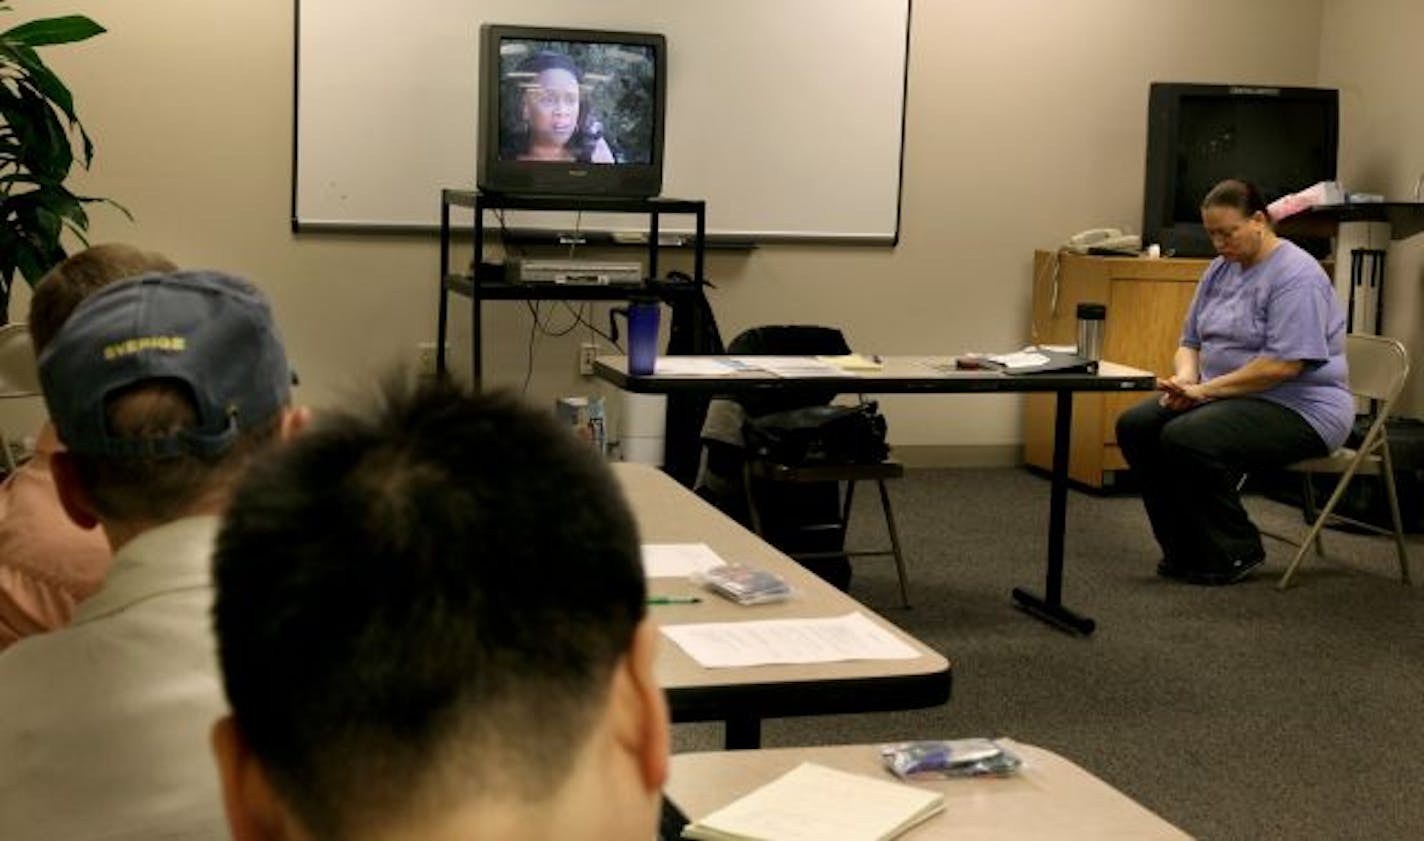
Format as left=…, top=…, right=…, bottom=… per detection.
left=477, top=24, right=667, bottom=198
left=1143, top=83, right=1339, bottom=257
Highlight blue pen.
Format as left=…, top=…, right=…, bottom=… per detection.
left=647, top=595, right=702, bottom=605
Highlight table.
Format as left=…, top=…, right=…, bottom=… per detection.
left=666, top=741, right=1190, bottom=840
left=616, top=463, right=951, bottom=750
left=597, top=355, right=1157, bottom=636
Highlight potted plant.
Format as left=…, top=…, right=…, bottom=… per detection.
left=0, top=9, right=120, bottom=323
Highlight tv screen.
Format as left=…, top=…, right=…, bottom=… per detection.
left=1143, top=83, right=1338, bottom=258
left=477, top=25, right=666, bottom=197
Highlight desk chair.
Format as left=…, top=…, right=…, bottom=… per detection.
left=743, top=458, right=911, bottom=607
left=1269, top=334, right=1413, bottom=590
left=0, top=323, right=42, bottom=474
left=717, top=325, right=911, bottom=607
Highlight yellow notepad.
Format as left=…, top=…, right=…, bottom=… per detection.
left=816, top=353, right=883, bottom=371
left=682, top=762, right=944, bottom=841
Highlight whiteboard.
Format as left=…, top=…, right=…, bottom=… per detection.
left=293, top=0, right=910, bottom=242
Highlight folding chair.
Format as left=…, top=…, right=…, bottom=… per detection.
left=743, top=458, right=911, bottom=607
left=1273, top=334, right=1413, bottom=590
left=0, top=323, right=42, bottom=474
left=719, top=325, right=911, bottom=607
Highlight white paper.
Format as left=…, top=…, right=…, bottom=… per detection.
left=683, top=762, right=944, bottom=841
left=986, top=350, right=1050, bottom=369
left=641, top=543, right=729, bottom=578
left=660, top=612, right=920, bottom=668
left=653, top=358, right=753, bottom=376
left=730, top=356, right=858, bottom=378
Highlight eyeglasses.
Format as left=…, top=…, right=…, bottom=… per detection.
left=1205, top=223, right=1245, bottom=242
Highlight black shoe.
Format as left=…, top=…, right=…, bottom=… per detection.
left=1155, top=559, right=1190, bottom=580
left=1178, top=554, right=1265, bottom=586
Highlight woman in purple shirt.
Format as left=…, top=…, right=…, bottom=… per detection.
left=1117, top=179, right=1352, bottom=585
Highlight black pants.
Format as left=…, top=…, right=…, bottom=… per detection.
left=1116, top=396, right=1329, bottom=572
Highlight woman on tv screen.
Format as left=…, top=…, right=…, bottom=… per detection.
left=501, top=50, right=616, bottom=164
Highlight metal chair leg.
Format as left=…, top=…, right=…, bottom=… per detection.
left=1279, top=456, right=1371, bottom=590
left=876, top=479, right=910, bottom=608
left=1378, top=439, right=1413, bottom=586
left=840, top=480, right=857, bottom=529
left=1301, top=474, right=1325, bottom=557
left=741, top=463, right=765, bottom=537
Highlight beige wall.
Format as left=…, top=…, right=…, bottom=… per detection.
left=9, top=0, right=1331, bottom=458
left=1319, top=0, right=1424, bottom=415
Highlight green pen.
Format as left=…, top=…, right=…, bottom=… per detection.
left=647, top=595, right=702, bottom=605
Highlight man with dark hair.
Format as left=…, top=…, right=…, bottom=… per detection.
left=210, top=382, right=669, bottom=841
left=0, top=270, right=306, bottom=839
left=0, top=243, right=178, bottom=648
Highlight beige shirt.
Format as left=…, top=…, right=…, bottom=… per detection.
left=0, top=422, right=111, bottom=650
left=0, top=515, right=228, bottom=841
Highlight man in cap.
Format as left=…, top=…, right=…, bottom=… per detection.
left=0, top=270, right=305, bottom=840
left=0, top=243, right=177, bottom=649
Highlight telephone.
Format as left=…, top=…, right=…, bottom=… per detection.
left=1063, top=227, right=1142, bottom=255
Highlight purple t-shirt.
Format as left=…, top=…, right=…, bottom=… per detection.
left=1181, top=239, right=1352, bottom=450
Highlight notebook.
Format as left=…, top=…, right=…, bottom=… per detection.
left=681, top=762, right=944, bottom=841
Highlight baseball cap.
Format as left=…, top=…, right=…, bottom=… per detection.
left=37, top=269, right=293, bottom=458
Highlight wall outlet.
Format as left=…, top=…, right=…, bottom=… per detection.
left=417, top=341, right=447, bottom=379
left=578, top=342, right=598, bottom=376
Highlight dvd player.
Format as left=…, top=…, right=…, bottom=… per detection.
left=508, top=259, right=644, bottom=286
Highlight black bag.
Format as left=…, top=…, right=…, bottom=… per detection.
left=743, top=402, right=889, bottom=466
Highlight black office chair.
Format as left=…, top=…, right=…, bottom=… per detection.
left=697, top=325, right=910, bottom=606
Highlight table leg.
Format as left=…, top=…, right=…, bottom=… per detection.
left=724, top=715, right=762, bottom=750
left=1012, top=390, right=1097, bottom=635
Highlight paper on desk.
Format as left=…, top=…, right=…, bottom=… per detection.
left=682, top=761, right=945, bottom=841
left=986, top=350, right=1050, bottom=369
left=653, top=358, right=753, bottom=376
left=641, top=543, right=728, bottom=578
left=816, top=353, right=883, bottom=371
left=731, top=356, right=857, bottom=378
left=660, top=612, right=920, bottom=668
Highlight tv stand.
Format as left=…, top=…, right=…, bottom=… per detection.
left=434, top=189, right=711, bottom=484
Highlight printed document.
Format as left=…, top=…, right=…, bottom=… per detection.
left=652, top=358, right=753, bottom=376
left=730, top=356, right=857, bottom=378
left=660, top=612, right=919, bottom=668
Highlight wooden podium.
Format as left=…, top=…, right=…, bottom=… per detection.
left=1023, top=250, right=1209, bottom=488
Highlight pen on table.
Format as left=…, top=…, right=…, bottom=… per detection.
left=647, top=595, right=702, bottom=605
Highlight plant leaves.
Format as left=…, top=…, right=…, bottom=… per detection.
left=0, top=42, right=78, bottom=125
left=1, top=16, right=105, bottom=48
left=0, top=12, right=113, bottom=303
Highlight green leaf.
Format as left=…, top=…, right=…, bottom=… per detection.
left=1, top=42, right=77, bottom=123
left=0, top=12, right=114, bottom=302
left=1, top=16, right=105, bottom=48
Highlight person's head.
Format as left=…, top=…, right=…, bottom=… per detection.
left=1200, top=178, right=1275, bottom=264
left=518, top=51, right=582, bottom=155
left=27, top=243, right=178, bottom=354
left=37, top=270, right=301, bottom=546
left=210, top=380, right=668, bottom=841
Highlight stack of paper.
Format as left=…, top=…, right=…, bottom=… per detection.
left=682, top=762, right=945, bottom=841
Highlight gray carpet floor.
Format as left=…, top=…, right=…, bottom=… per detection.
left=670, top=468, right=1424, bottom=840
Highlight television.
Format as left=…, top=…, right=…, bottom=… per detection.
left=476, top=24, right=667, bottom=198
left=1143, top=83, right=1339, bottom=258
